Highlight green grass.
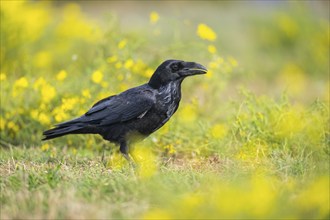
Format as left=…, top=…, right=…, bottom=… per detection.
left=1, top=1, right=329, bottom=219
left=1, top=145, right=329, bottom=219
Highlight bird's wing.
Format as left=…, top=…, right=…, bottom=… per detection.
left=84, top=88, right=156, bottom=126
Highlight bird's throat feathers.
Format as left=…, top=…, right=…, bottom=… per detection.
left=148, top=73, right=184, bottom=89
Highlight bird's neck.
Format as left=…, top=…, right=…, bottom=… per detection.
left=157, top=80, right=183, bottom=97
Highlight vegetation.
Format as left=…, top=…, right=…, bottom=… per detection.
left=1, top=1, right=329, bottom=219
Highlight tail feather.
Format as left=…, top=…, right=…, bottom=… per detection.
left=42, top=119, right=85, bottom=141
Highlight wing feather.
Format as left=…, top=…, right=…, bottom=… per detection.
left=83, top=86, right=155, bottom=126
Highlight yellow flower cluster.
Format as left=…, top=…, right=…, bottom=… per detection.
left=143, top=176, right=329, bottom=219
left=33, top=77, right=57, bottom=103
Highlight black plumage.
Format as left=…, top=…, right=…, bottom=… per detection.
left=43, top=59, right=207, bottom=162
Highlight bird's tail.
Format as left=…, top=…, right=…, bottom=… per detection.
left=42, top=118, right=85, bottom=141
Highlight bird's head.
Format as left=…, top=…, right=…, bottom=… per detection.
left=148, top=59, right=207, bottom=89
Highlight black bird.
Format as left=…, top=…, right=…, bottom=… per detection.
left=43, top=59, right=207, bottom=163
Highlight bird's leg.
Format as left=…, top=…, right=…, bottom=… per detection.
left=120, top=141, right=136, bottom=168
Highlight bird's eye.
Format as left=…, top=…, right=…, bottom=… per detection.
left=171, top=63, right=179, bottom=71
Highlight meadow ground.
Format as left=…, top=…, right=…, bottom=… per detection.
left=0, top=1, right=329, bottom=219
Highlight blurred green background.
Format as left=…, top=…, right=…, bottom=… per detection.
left=0, top=1, right=329, bottom=219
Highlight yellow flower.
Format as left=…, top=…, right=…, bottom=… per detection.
left=101, top=82, right=108, bottom=88
left=211, top=123, right=228, bottom=139
left=61, top=97, right=79, bottom=111
left=179, top=105, right=197, bottom=123
left=164, top=144, right=176, bottom=155
left=115, top=62, right=122, bottom=69
left=1, top=1, right=51, bottom=42
left=0, top=73, right=6, bottom=81
left=131, top=144, right=157, bottom=179
left=82, top=89, right=91, bottom=99
left=118, top=39, right=127, bottom=49
left=52, top=106, right=68, bottom=122
left=124, top=59, right=134, bottom=69
left=143, top=209, right=172, bottom=220
left=56, top=3, right=102, bottom=43
left=228, top=56, right=238, bottom=67
left=41, top=143, right=50, bottom=151
left=14, top=77, right=29, bottom=88
left=277, top=14, right=298, bottom=38
left=206, top=69, right=213, bottom=78
left=277, top=63, right=306, bottom=96
left=33, top=51, right=52, bottom=68
left=107, top=55, right=118, bottom=63
left=272, top=106, right=305, bottom=139
left=0, top=116, right=6, bottom=131
left=144, top=68, right=154, bottom=78
left=209, top=61, right=219, bottom=69
left=208, top=45, right=217, bottom=54
left=150, top=11, right=159, bottom=24
left=56, top=70, right=67, bottom=81
left=91, top=70, right=103, bottom=84
left=7, top=121, right=19, bottom=133
left=197, top=23, right=217, bottom=41
left=33, top=77, right=47, bottom=90
left=31, top=110, right=50, bottom=125
left=41, top=84, right=56, bottom=102
left=295, top=176, right=329, bottom=217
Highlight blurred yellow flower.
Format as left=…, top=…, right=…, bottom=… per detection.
left=115, top=62, right=123, bottom=69
left=277, top=14, right=298, bottom=38
left=211, top=123, right=228, bottom=139
left=82, top=89, right=91, bottom=99
left=179, top=105, right=197, bottom=123
left=14, top=77, right=29, bottom=88
left=118, top=39, right=127, bottom=49
left=56, top=70, right=67, bottom=81
left=109, top=152, right=128, bottom=169
left=197, top=23, right=217, bottom=41
left=206, top=69, right=213, bottom=78
left=277, top=63, right=306, bottom=96
left=56, top=3, right=101, bottom=43
left=7, top=121, right=19, bottom=133
left=52, top=106, right=68, bottom=122
left=41, top=84, right=56, bottom=103
left=101, top=82, right=108, bottom=88
left=91, top=70, right=103, bottom=84
left=33, top=51, right=52, bottom=68
left=208, top=45, right=217, bottom=54
left=132, top=144, right=157, bottom=179
left=150, top=11, right=159, bottom=24
left=31, top=110, right=51, bottom=125
left=228, top=56, right=238, bottom=67
left=209, top=61, right=219, bottom=69
left=272, top=106, right=305, bottom=139
left=0, top=73, right=6, bottom=81
left=41, top=143, right=50, bottom=151
left=164, top=144, right=176, bottom=155
left=39, top=113, right=50, bottom=125
left=33, top=77, right=47, bottom=90
left=0, top=116, right=6, bottom=131
left=1, top=1, right=51, bottom=42
left=61, top=97, right=79, bottom=111
left=124, top=59, right=134, bottom=69
left=144, top=68, right=154, bottom=78
left=143, top=209, right=172, bottom=220
left=295, top=176, right=329, bottom=217
left=107, top=55, right=118, bottom=63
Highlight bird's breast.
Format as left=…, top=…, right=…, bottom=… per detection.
left=133, top=82, right=182, bottom=135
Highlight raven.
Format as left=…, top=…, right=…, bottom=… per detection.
left=43, top=59, right=207, bottom=162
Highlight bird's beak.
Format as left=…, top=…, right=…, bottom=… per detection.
left=179, top=62, right=208, bottom=77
